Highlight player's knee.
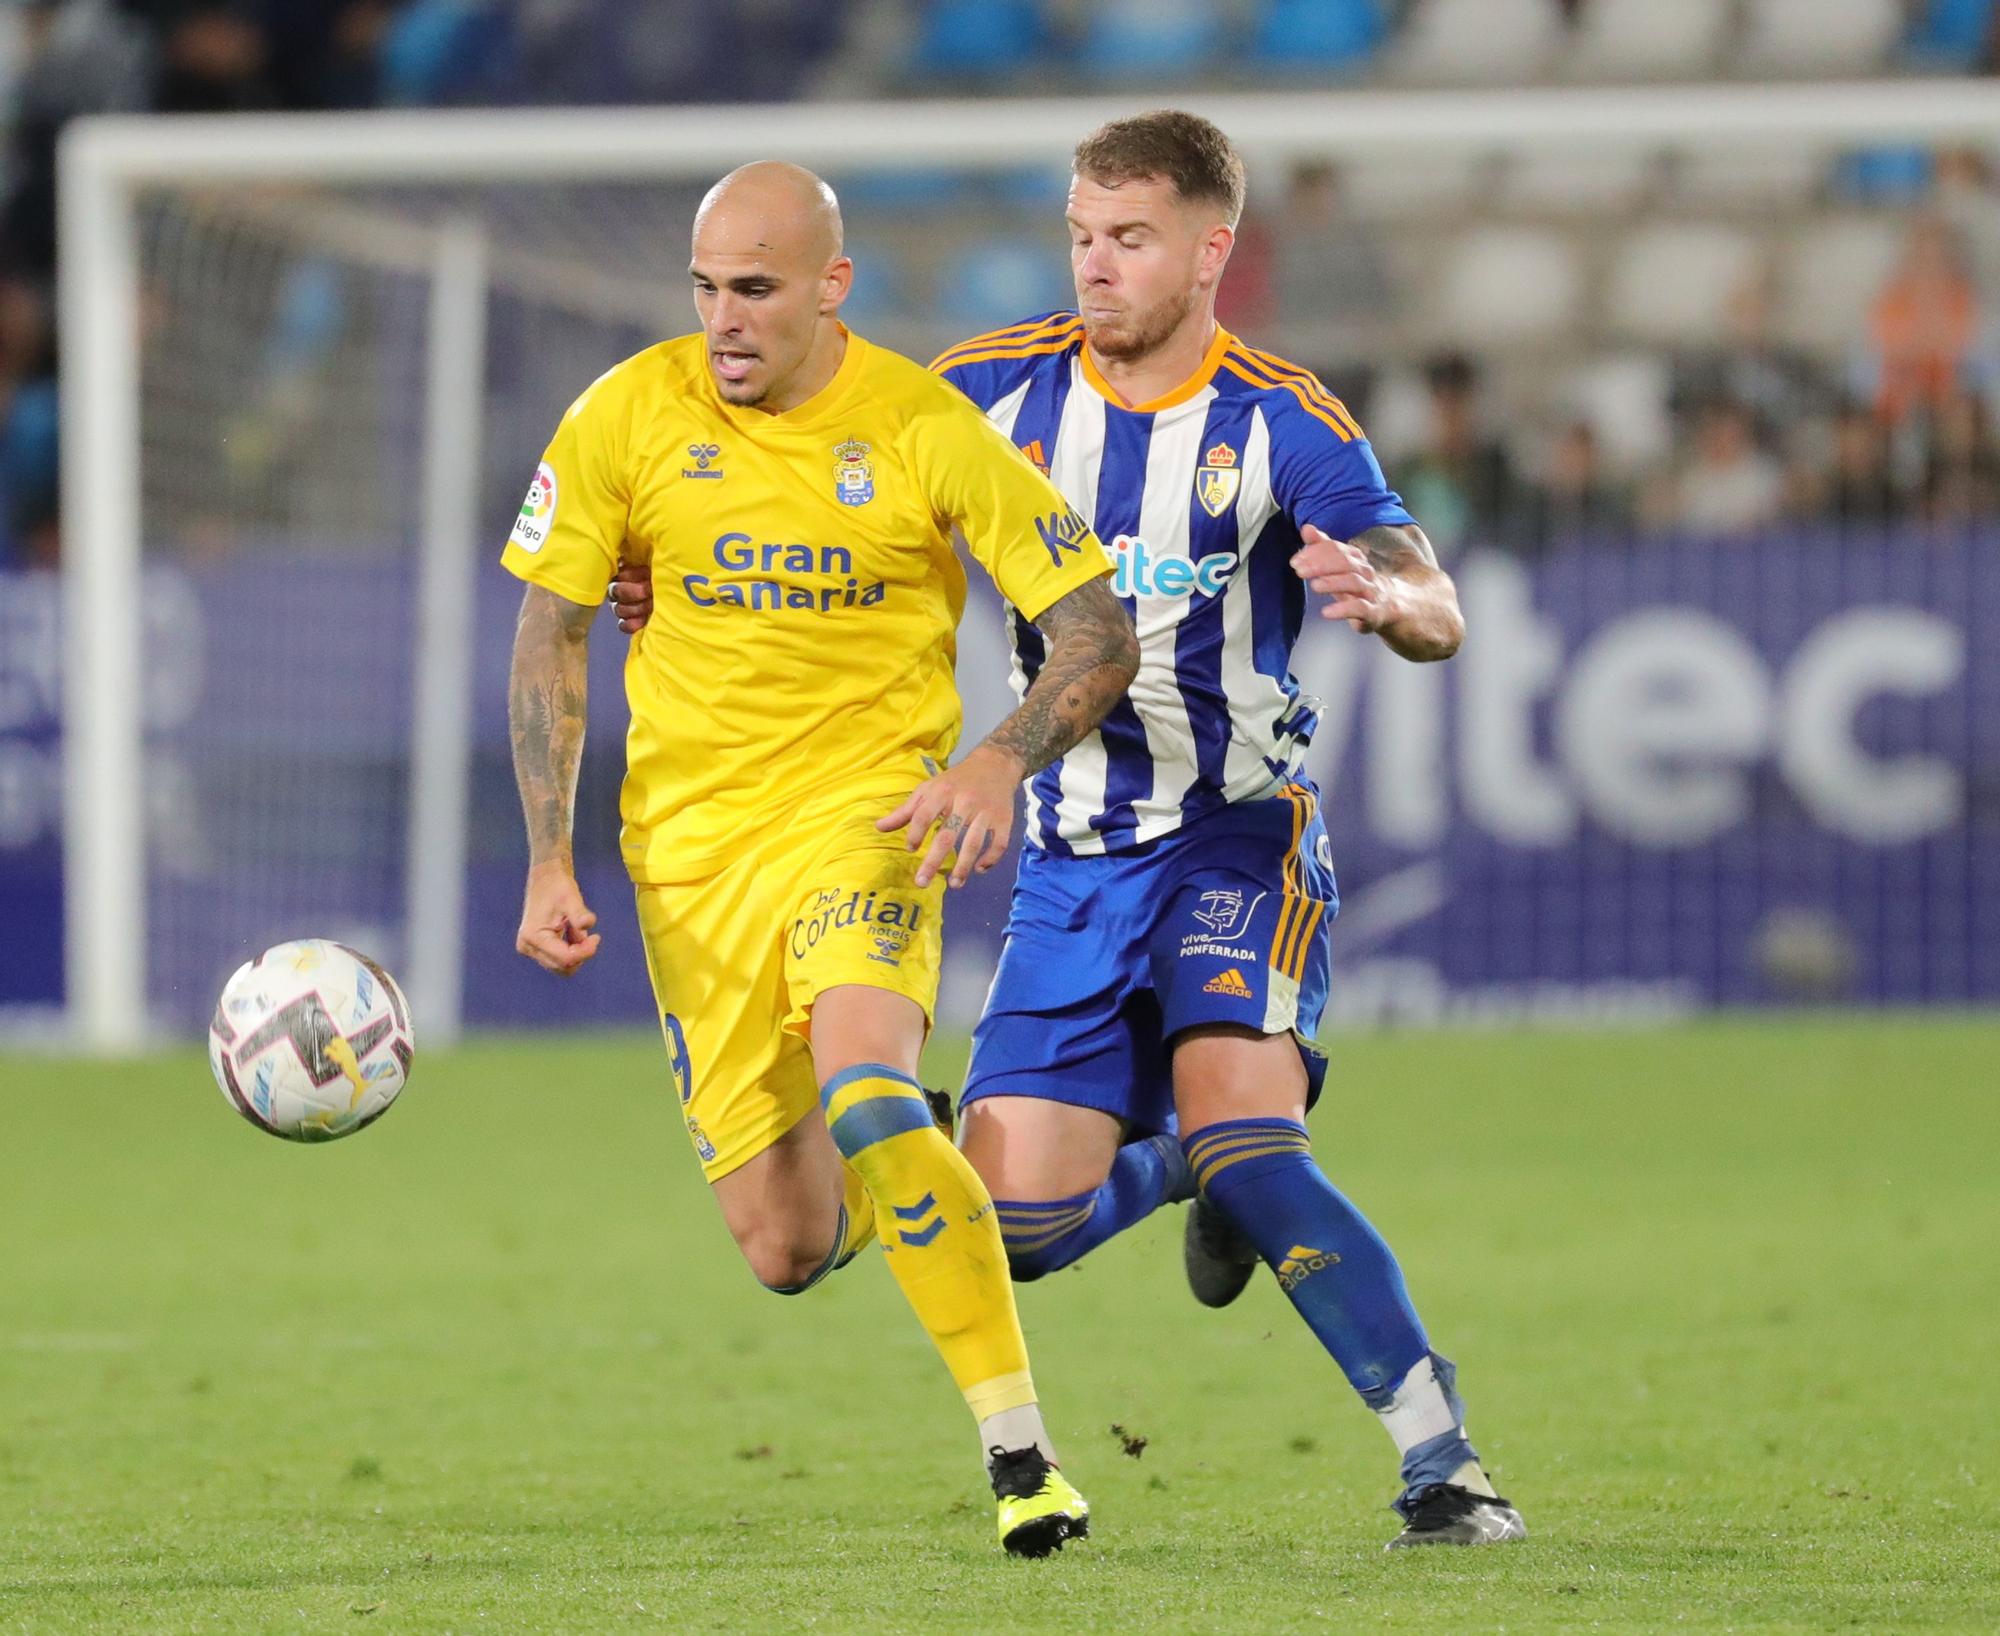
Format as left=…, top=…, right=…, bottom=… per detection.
left=994, top=1196, right=1100, bottom=1283
left=740, top=1230, right=840, bottom=1295
left=998, top=1232, right=1061, bottom=1283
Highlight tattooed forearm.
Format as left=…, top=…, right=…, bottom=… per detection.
left=1351, top=521, right=1464, bottom=662
left=981, top=577, right=1139, bottom=775
left=1353, top=521, right=1439, bottom=573
left=508, top=585, right=596, bottom=867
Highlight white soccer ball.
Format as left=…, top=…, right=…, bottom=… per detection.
left=208, top=939, right=415, bottom=1142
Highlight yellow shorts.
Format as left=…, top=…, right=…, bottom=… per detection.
left=634, top=808, right=945, bottom=1182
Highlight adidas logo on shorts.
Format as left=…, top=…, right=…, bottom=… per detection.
left=1202, top=967, right=1255, bottom=999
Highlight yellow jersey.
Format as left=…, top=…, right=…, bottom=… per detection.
left=501, top=327, right=1112, bottom=883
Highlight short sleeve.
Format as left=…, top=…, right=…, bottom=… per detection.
left=1266, top=398, right=1416, bottom=543
left=499, top=383, right=630, bottom=607
left=913, top=399, right=1112, bottom=621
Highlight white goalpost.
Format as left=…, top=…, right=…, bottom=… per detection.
left=55, top=81, right=2000, bottom=1053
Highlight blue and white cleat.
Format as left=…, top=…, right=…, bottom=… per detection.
left=1386, top=1483, right=1527, bottom=1549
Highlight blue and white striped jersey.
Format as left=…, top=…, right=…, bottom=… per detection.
left=933, top=312, right=1415, bottom=856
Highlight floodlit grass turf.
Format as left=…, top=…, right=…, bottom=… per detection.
left=2, top=1018, right=1997, bottom=1634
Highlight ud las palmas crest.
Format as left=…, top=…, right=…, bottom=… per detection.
left=833, top=437, right=874, bottom=506
left=1196, top=440, right=1241, bottom=518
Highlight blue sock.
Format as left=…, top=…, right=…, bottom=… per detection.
left=994, top=1132, right=1193, bottom=1281
left=1185, top=1117, right=1484, bottom=1499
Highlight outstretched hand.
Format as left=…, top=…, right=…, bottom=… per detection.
left=1291, top=524, right=1406, bottom=632
left=877, top=746, right=1024, bottom=888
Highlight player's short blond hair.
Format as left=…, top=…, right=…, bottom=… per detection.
left=1072, top=110, right=1246, bottom=227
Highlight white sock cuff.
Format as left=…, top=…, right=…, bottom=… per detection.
left=1376, top=1355, right=1463, bottom=1454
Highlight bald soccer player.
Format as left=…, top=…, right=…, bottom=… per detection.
left=501, top=163, right=1138, bottom=1555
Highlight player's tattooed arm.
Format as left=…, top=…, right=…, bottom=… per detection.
left=1293, top=520, right=1465, bottom=663
left=879, top=575, right=1136, bottom=889
left=982, top=575, right=1141, bottom=775
left=508, top=586, right=603, bottom=974
left=507, top=585, right=595, bottom=869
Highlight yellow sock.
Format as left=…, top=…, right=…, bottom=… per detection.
left=822, top=1064, right=1036, bottom=1418
left=838, top=1159, right=878, bottom=1258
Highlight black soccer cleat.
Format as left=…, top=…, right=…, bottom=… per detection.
left=988, top=1445, right=1090, bottom=1558
left=1184, top=1194, right=1261, bottom=1308
left=923, top=1085, right=956, bottom=1141
left=1385, top=1483, right=1527, bottom=1549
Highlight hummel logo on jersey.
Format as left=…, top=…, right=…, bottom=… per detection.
left=892, top=1191, right=946, bottom=1249
left=1202, top=967, right=1255, bottom=999
left=682, top=442, right=723, bottom=480
left=1277, top=1243, right=1340, bottom=1292
left=1034, top=504, right=1093, bottom=565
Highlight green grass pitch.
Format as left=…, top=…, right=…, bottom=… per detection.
left=3, top=1017, right=1997, bottom=1633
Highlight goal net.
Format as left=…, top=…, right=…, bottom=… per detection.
left=57, top=87, right=2000, bottom=1049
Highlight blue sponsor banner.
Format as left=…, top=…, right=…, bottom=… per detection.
left=2, top=532, right=1993, bottom=1029
left=0, top=571, right=63, bottom=1011
left=1288, top=537, right=1996, bottom=1021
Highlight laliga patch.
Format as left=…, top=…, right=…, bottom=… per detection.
left=510, top=462, right=557, bottom=552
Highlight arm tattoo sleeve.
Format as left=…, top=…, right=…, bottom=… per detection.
left=508, top=585, right=596, bottom=867
left=1352, top=521, right=1440, bottom=575
left=981, top=577, right=1140, bottom=776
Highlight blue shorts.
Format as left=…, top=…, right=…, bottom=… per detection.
left=963, top=782, right=1337, bottom=1140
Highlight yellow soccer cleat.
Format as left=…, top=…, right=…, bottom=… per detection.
left=988, top=1446, right=1090, bottom=1558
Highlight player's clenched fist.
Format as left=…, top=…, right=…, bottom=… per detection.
left=516, top=859, right=603, bottom=975
left=608, top=557, right=653, bottom=634
left=1291, top=523, right=1405, bottom=632
left=879, top=745, right=1026, bottom=889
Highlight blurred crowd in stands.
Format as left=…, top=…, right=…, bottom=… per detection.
left=1225, top=150, right=2000, bottom=555
left=4, top=0, right=1999, bottom=566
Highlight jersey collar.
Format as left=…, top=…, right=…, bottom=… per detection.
left=1078, top=322, right=1233, bottom=414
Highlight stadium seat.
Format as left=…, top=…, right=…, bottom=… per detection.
left=1389, top=0, right=1565, bottom=84
left=835, top=169, right=963, bottom=209
left=1339, top=155, right=1483, bottom=218
left=379, top=0, right=506, bottom=105
left=1079, top=0, right=1224, bottom=79
left=935, top=238, right=1072, bottom=331
left=1433, top=227, right=1582, bottom=344
left=1503, top=150, right=1657, bottom=213
left=1776, top=214, right=1905, bottom=351
left=1905, top=0, right=1995, bottom=68
left=1249, top=0, right=1387, bottom=72
left=1561, top=352, right=1676, bottom=468
left=264, top=261, right=348, bottom=373
left=1604, top=222, right=1763, bottom=345
left=1832, top=147, right=1936, bottom=204
left=1561, top=0, right=1730, bottom=80
left=1738, top=0, right=1903, bottom=77
left=989, top=163, right=1072, bottom=210
left=911, top=0, right=1045, bottom=79
left=835, top=244, right=912, bottom=327
left=1673, top=145, right=1829, bottom=207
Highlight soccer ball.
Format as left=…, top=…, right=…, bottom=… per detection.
left=208, top=939, right=415, bottom=1142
